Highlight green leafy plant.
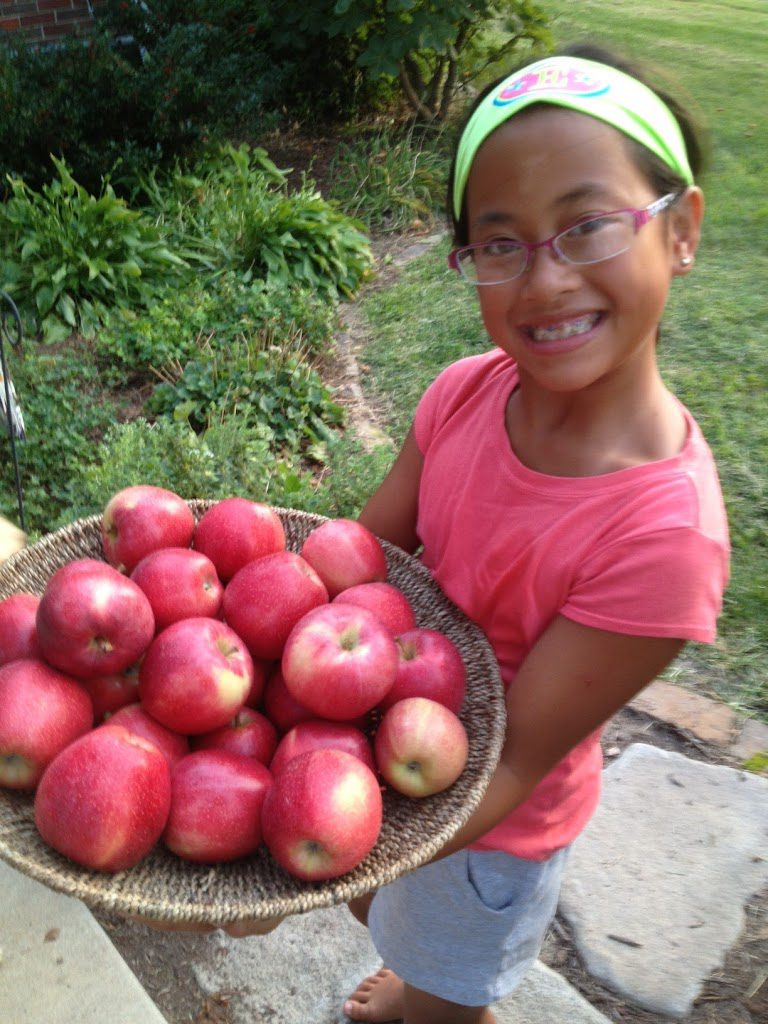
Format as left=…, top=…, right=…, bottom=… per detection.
left=101, top=0, right=382, bottom=125
left=0, top=339, right=122, bottom=534
left=0, top=157, right=188, bottom=342
left=94, top=273, right=337, bottom=388
left=135, top=144, right=374, bottom=300
left=147, top=332, right=345, bottom=452
left=328, top=125, right=449, bottom=231
left=238, top=185, right=373, bottom=300
left=57, top=414, right=396, bottom=530
left=742, top=752, right=768, bottom=775
left=328, top=0, right=553, bottom=120
left=0, top=33, right=152, bottom=194
left=57, top=416, right=311, bottom=528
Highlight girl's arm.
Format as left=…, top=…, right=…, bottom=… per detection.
left=358, top=425, right=423, bottom=555
left=434, top=615, right=685, bottom=859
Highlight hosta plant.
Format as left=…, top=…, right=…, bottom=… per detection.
left=0, top=156, right=188, bottom=343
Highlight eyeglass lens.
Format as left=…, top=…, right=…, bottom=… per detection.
left=459, top=211, right=638, bottom=284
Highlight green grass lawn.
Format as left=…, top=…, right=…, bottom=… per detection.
left=356, top=0, right=768, bottom=720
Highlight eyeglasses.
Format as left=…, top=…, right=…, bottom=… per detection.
left=448, top=193, right=680, bottom=286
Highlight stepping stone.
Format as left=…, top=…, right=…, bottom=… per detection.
left=730, top=717, right=768, bottom=762
left=630, top=679, right=739, bottom=747
left=191, top=903, right=612, bottom=1023
left=0, top=859, right=167, bottom=1024
left=558, top=742, right=768, bottom=1018
left=495, top=961, right=612, bottom=1023
left=192, top=905, right=382, bottom=1024
left=392, top=233, right=446, bottom=266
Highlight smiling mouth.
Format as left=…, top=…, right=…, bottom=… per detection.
left=528, top=313, right=602, bottom=343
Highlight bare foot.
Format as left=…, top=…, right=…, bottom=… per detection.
left=343, top=967, right=405, bottom=1022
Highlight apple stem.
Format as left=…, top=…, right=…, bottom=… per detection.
left=90, top=635, right=115, bottom=653
left=395, top=638, right=417, bottom=661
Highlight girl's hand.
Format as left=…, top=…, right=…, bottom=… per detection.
left=0, top=516, right=25, bottom=565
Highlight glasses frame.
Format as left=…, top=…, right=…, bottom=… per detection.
left=448, top=192, right=680, bottom=286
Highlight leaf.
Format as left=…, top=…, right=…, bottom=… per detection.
left=40, top=315, right=72, bottom=345
left=34, top=285, right=54, bottom=315
left=56, top=292, right=77, bottom=327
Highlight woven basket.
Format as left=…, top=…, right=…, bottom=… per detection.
left=0, top=503, right=505, bottom=925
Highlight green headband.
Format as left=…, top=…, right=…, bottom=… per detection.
left=453, top=56, right=694, bottom=220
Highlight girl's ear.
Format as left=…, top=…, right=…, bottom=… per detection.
left=670, top=186, right=704, bottom=277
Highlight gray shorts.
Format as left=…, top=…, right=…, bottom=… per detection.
left=367, top=845, right=569, bottom=1007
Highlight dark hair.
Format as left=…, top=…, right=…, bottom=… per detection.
left=447, top=42, right=709, bottom=245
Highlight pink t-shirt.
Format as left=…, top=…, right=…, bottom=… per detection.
left=414, top=350, right=730, bottom=860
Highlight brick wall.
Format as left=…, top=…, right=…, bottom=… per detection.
left=0, top=1, right=108, bottom=45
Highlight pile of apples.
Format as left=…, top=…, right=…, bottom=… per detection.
left=0, top=486, right=469, bottom=882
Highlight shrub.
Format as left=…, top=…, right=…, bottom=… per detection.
left=136, top=144, right=374, bottom=300
left=0, top=23, right=282, bottom=193
left=55, top=416, right=312, bottom=528
left=94, top=274, right=338, bottom=389
left=0, top=33, right=154, bottom=194
left=57, top=416, right=397, bottom=530
left=147, top=332, right=345, bottom=453
left=327, top=0, right=553, bottom=120
left=100, top=0, right=383, bottom=126
left=0, top=339, right=121, bottom=534
left=0, top=157, right=187, bottom=343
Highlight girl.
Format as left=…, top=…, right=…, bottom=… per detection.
left=342, top=44, right=730, bottom=1024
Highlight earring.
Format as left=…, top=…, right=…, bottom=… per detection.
left=680, top=256, right=693, bottom=267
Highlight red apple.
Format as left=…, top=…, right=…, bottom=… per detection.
left=36, top=559, right=155, bottom=679
left=374, top=697, right=469, bottom=798
left=0, top=593, right=41, bottom=665
left=223, top=550, right=328, bottom=661
left=262, top=666, right=316, bottom=733
left=281, top=604, right=398, bottom=721
left=138, top=617, right=253, bottom=734
left=299, top=519, right=387, bottom=598
left=130, top=547, right=223, bottom=631
left=379, top=628, right=466, bottom=714
left=270, top=719, right=375, bottom=778
left=81, top=664, right=141, bottom=722
left=332, top=581, right=416, bottom=637
left=261, top=748, right=382, bottom=881
left=104, top=702, right=189, bottom=768
left=192, top=708, right=278, bottom=765
left=193, top=497, right=286, bottom=582
left=164, top=750, right=272, bottom=863
left=0, top=658, right=93, bottom=790
left=34, top=724, right=171, bottom=872
left=101, top=485, right=195, bottom=573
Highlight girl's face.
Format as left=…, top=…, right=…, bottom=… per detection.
left=464, top=106, right=702, bottom=396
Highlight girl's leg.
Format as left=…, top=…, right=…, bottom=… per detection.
left=344, top=970, right=497, bottom=1024
left=347, top=893, right=375, bottom=927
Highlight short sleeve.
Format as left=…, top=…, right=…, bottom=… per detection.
left=562, top=527, right=729, bottom=644
left=414, top=353, right=512, bottom=456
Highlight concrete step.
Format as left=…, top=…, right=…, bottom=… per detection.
left=0, top=859, right=168, bottom=1024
